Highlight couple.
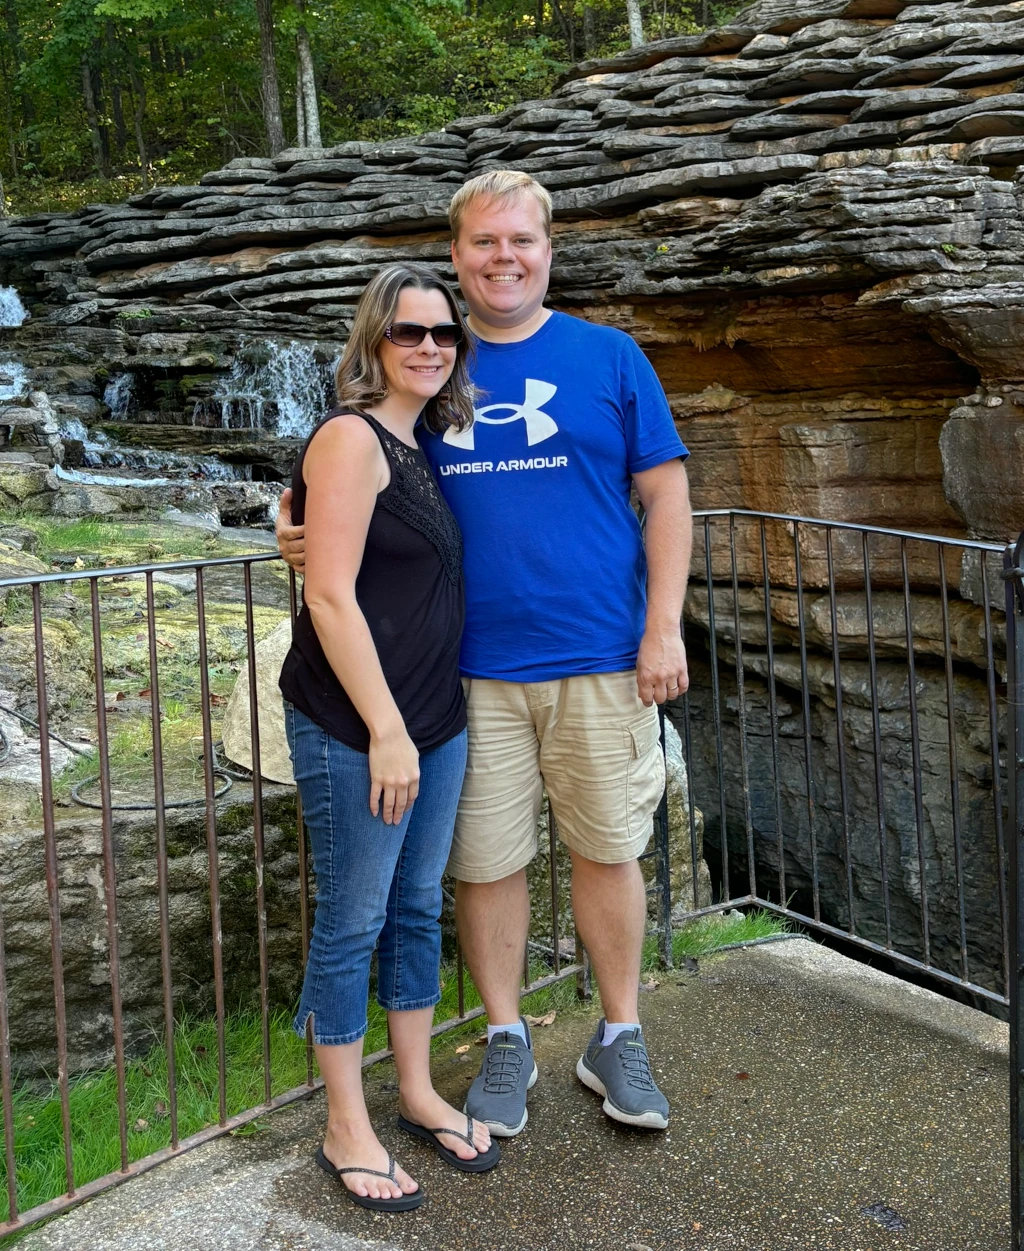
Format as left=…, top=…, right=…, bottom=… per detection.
left=276, top=169, right=692, bottom=1211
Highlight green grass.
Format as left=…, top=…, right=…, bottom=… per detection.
left=641, top=908, right=792, bottom=973
left=0, top=911, right=793, bottom=1233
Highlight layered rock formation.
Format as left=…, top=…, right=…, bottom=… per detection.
left=1, top=0, right=1023, bottom=538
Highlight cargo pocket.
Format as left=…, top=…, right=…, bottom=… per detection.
left=624, top=710, right=666, bottom=841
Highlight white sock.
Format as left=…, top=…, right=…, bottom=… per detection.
left=487, top=1021, right=527, bottom=1044
left=601, top=1021, right=640, bottom=1046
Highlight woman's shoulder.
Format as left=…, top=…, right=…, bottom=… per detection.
left=305, top=409, right=386, bottom=467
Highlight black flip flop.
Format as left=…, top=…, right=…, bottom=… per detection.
left=396, top=1112, right=501, bottom=1173
left=315, top=1145, right=424, bottom=1211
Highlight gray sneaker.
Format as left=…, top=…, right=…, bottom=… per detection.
left=576, top=1019, right=669, bottom=1130
left=464, top=1017, right=538, bottom=1137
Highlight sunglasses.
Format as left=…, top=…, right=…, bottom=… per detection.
left=384, top=321, right=464, bottom=348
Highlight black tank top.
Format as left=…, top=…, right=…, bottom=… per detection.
left=279, top=408, right=466, bottom=754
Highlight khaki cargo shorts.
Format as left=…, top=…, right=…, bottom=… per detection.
left=447, top=670, right=666, bottom=883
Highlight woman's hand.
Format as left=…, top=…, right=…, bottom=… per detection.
left=276, top=487, right=307, bottom=573
left=369, top=725, right=420, bottom=825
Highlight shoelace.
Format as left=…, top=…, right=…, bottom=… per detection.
left=618, top=1041, right=656, bottom=1090
left=482, top=1040, right=525, bottom=1094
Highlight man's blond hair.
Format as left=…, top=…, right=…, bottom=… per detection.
left=448, top=170, right=553, bottom=241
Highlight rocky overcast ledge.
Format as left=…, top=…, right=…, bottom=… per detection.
left=0, top=0, right=1023, bottom=538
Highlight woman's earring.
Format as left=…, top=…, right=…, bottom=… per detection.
left=438, top=384, right=452, bottom=402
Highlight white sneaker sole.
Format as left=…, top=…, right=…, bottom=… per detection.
left=575, top=1056, right=669, bottom=1130
left=464, top=1061, right=538, bottom=1138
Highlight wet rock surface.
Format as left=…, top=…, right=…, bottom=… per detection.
left=14, top=940, right=1010, bottom=1251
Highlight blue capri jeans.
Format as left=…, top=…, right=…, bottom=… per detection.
left=285, top=703, right=467, bottom=1045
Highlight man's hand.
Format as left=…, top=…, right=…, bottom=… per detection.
left=636, top=628, right=689, bottom=707
left=276, top=486, right=307, bottom=573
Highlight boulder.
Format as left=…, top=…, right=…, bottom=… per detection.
left=220, top=618, right=294, bottom=784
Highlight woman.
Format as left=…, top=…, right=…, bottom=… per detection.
left=279, top=262, right=497, bottom=1213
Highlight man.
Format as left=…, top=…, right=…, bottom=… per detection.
left=276, top=170, right=692, bottom=1135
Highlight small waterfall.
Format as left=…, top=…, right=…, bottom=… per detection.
left=0, top=287, right=27, bottom=328
left=103, top=372, right=136, bottom=419
left=0, top=359, right=28, bottom=402
left=57, top=414, right=113, bottom=468
left=208, top=341, right=337, bottom=437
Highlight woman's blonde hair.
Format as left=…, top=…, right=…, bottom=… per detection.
left=336, top=263, right=475, bottom=434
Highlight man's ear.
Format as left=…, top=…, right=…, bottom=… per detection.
left=450, top=236, right=459, bottom=269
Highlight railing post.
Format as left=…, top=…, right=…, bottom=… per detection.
left=1005, top=532, right=1024, bottom=1251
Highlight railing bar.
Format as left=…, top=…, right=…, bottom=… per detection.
left=938, top=546, right=970, bottom=984
left=826, top=532, right=855, bottom=935
left=748, top=899, right=1007, bottom=1007
left=729, top=514, right=756, bottom=898
left=195, top=569, right=228, bottom=1124
left=980, top=549, right=1009, bottom=995
left=759, top=518, right=785, bottom=905
left=242, top=562, right=273, bottom=1105
left=0, top=804, right=16, bottom=1220
left=32, top=582, right=76, bottom=1197
left=900, top=540, right=931, bottom=969
left=0, top=513, right=1000, bottom=596
left=145, top=571, right=178, bottom=1148
left=90, top=578, right=129, bottom=1170
left=703, top=516, right=731, bottom=902
left=656, top=708, right=673, bottom=967
left=1003, top=535, right=1023, bottom=1251
left=287, top=568, right=314, bottom=1085
left=862, top=533, right=893, bottom=951
left=792, top=522, right=820, bottom=922
left=679, top=628, right=700, bottom=912
left=456, top=941, right=466, bottom=1020
left=548, top=794, right=561, bottom=976
left=688, top=510, right=1002, bottom=551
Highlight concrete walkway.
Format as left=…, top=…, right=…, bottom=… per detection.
left=18, top=939, right=1010, bottom=1251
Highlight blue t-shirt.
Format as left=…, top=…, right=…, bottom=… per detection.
left=419, top=310, right=688, bottom=682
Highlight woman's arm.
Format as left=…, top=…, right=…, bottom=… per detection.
left=303, top=416, right=420, bottom=824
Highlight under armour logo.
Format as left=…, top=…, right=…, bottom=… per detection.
left=443, top=379, right=558, bottom=450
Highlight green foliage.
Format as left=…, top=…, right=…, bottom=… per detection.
left=0, top=0, right=742, bottom=215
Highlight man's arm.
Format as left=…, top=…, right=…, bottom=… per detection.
left=276, top=486, right=306, bottom=573
left=633, top=459, right=692, bottom=707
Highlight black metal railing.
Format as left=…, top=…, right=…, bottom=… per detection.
left=0, top=509, right=1016, bottom=1240
left=1004, top=532, right=1024, bottom=1251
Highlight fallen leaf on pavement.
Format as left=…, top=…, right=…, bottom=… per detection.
left=640, top=978, right=660, bottom=991
left=524, top=1010, right=556, bottom=1027
left=475, top=1032, right=488, bottom=1045
left=455, top=1045, right=470, bottom=1054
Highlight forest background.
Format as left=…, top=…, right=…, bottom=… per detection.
left=0, top=0, right=740, bottom=216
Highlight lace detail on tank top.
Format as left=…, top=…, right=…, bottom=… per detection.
left=363, top=414, right=463, bottom=585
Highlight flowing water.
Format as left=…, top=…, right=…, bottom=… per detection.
left=207, top=340, right=337, bottom=436
left=0, top=359, right=28, bottom=402
left=0, top=288, right=27, bottom=329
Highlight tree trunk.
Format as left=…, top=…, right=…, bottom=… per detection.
left=625, top=0, right=644, bottom=47
left=583, top=5, right=596, bottom=54
left=254, top=0, right=286, bottom=155
left=80, top=54, right=111, bottom=179
left=127, top=57, right=150, bottom=190
left=701, top=0, right=710, bottom=26
left=0, top=170, right=7, bottom=218
left=107, top=23, right=128, bottom=152
left=549, top=0, right=576, bottom=61
left=295, top=58, right=306, bottom=146
left=536, top=0, right=544, bottom=32
left=3, top=0, right=33, bottom=133
left=295, top=2, right=321, bottom=148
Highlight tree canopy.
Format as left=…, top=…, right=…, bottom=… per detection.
left=0, top=0, right=739, bottom=214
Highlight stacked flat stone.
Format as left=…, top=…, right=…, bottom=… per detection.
left=1, top=0, right=1023, bottom=537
